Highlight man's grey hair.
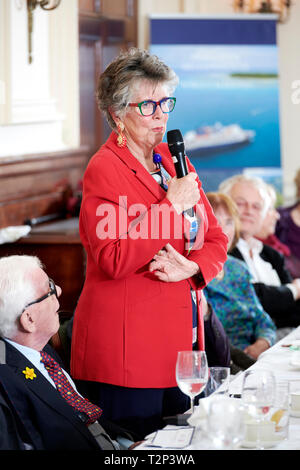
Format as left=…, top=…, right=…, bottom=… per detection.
left=0, top=255, right=43, bottom=338
left=265, top=183, right=277, bottom=208
left=219, top=174, right=272, bottom=217
left=96, top=47, right=179, bottom=129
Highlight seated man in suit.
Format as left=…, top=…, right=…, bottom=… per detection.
left=219, top=174, right=300, bottom=331
left=0, top=254, right=134, bottom=450
left=0, top=388, right=25, bottom=450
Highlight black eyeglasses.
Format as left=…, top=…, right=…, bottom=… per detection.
left=128, top=97, right=176, bottom=116
left=22, top=278, right=58, bottom=313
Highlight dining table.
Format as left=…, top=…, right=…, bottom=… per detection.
left=135, top=326, right=300, bottom=451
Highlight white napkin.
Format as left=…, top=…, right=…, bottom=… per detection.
left=0, top=225, right=31, bottom=244
left=187, top=395, right=244, bottom=428
left=187, top=396, right=213, bottom=427
left=149, top=427, right=195, bottom=448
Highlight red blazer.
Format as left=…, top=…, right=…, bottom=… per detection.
left=70, top=132, right=227, bottom=388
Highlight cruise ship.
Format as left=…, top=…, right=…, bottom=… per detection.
left=184, top=122, right=255, bottom=158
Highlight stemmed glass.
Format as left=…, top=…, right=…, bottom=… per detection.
left=241, top=369, right=276, bottom=449
left=176, top=351, right=208, bottom=415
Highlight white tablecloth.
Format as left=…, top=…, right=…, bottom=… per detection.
left=136, top=326, right=300, bottom=451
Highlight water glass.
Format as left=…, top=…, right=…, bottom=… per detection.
left=242, top=369, right=276, bottom=449
left=270, top=381, right=289, bottom=442
left=205, top=366, right=230, bottom=397
left=207, top=397, right=245, bottom=449
left=289, top=380, right=300, bottom=416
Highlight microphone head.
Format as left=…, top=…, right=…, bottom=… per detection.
left=167, top=129, right=185, bottom=154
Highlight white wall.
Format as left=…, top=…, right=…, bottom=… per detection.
left=137, top=0, right=300, bottom=203
left=0, top=0, right=79, bottom=157
left=277, top=1, right=300, bottom=202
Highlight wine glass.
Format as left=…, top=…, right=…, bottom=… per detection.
left=176, top=351, right=208, bottom=415
left=207, top=397, right=245, bottom=449
left=241, top=369, right=276, bottom=449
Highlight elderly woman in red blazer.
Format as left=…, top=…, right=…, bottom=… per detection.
left=71, top=48, right=227, bottom=439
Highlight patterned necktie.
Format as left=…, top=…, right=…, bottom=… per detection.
left=40, top=350, right=102, bottom=425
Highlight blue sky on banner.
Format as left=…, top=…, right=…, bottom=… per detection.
left=152, top=44, right=277, bottom=74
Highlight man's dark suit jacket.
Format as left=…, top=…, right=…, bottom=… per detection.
left=0, top=390, right=25, bottom=450
left=230, top=244, right=300, bottom=328
left=0, top=341, right=102, bottom=450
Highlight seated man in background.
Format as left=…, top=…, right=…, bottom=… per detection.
left=255, top=183, right=292, bottom=261
left=0, top=255, right=134, bottom=450
left=219, top=174, right=300, bottom=334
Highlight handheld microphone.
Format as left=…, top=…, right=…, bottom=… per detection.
left=167, top=129, right=194, bottom=217
left=167, top=129, right=188, bottom=178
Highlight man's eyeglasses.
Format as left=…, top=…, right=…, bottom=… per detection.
left=22, top=278, right=58, bottom=313
left=234, top=199, right=264, bottom=214
left=128, top=97, right=176, bottom=116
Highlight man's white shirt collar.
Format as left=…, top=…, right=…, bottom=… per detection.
left=237, top=237, right=263, bottom=255
left=236, top=237, right=281, bottom=286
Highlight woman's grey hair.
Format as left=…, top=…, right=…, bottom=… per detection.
left=96, top=47, right=179, bottom=129
left=219, top=174, right=272, bottom=217
left=0, top=255, right=43, bottom=339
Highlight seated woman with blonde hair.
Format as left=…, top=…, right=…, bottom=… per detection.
left=204, top=192, right=277, bottom=360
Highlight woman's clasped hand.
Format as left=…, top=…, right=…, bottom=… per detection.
left=149, top=243, right=200, bottom=282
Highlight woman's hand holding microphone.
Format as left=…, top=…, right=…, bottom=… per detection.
left=166, top=172, right=200, bottom=215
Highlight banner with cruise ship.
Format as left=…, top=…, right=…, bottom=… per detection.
left=150, top=15, right=281, bottom=193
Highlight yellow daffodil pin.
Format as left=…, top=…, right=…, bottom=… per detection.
left=22, top=367, right=37, bottom=380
